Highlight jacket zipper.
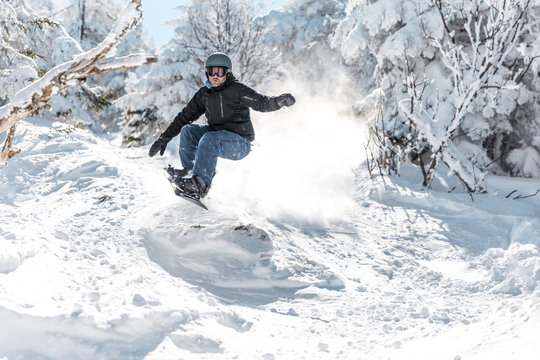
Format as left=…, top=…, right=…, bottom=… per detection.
left=219, top=93, right=224, bottom=119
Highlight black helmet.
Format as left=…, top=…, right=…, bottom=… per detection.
left=205, top=52, right=232, bottom=70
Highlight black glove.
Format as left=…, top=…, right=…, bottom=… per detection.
left=149, top=135, right=172, bottom=157
left=276, top=93, right=296, bottom=107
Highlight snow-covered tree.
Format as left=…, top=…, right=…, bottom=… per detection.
left=403, top=0, right=539, bottom=191
left=0, top=0, right=83, bottom=160
left=502, top=0, right=540, bottom=178
left=115, top=20, right=200, bottom=147
left=0, top=0, right=156, bottom=163
left=19, top=0, right=155, bottom=133
left=333, top=0, right=539, bottom=191
left=0, top=0, right=80, bottom=105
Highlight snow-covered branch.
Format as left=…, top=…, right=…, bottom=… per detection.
left=0, top=0, right=156, bottom=162
left=400, top=0, right=533, bottom=192
left=96, top=54, right=157, bottom=73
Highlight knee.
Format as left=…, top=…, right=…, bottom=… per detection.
left=180, top=124, right=198, bottom=141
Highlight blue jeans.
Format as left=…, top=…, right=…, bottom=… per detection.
left=179, top=124, right=252, bottom=187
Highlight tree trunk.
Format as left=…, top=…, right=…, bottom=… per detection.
left=79, top=0, right=86, bottom=42
left=0, top=125, right=21, bottom=165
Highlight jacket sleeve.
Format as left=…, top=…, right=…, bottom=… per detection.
left=238, top=84, right=281, bottom=113
left=162, top=88, right=206, bottom=139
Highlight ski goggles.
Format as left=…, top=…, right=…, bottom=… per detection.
left=206, top=66, right=228, bottom=78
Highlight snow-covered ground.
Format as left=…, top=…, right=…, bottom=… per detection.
left=1, top=97, right=539, bottom=359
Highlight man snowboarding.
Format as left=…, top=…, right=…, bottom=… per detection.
left=148, top=52, right=296, bottom=201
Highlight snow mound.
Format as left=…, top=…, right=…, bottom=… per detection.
left=0, top=237, right=37, bottom=274
left=141, top=215, right=347, bottom=305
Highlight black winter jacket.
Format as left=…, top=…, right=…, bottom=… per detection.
left=162, top=75, right=282, bottom=141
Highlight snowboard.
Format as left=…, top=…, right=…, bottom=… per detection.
left=165, top=171, right=208, bottom=210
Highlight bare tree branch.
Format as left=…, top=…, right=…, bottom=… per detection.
left=513, top=188, right=540, bottom=200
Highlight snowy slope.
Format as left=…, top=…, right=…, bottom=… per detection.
left=1, top=97, right=540, bottom=359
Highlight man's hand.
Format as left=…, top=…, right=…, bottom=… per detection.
left=276, top=93, right=296, bottom=107
left=149, top=135, right=172, bottom=157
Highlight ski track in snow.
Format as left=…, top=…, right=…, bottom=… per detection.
left=1, top=117, right=539, bottom=359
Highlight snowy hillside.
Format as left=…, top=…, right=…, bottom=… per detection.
left=1, top=94, right=540, bottom=359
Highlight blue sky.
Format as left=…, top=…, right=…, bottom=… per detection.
left=142, top=0, right=287, bottom=48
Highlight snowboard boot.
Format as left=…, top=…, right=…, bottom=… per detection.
left=166, top=165, right=189, bottom=178
left=174, top=175, right=209, bottom=199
